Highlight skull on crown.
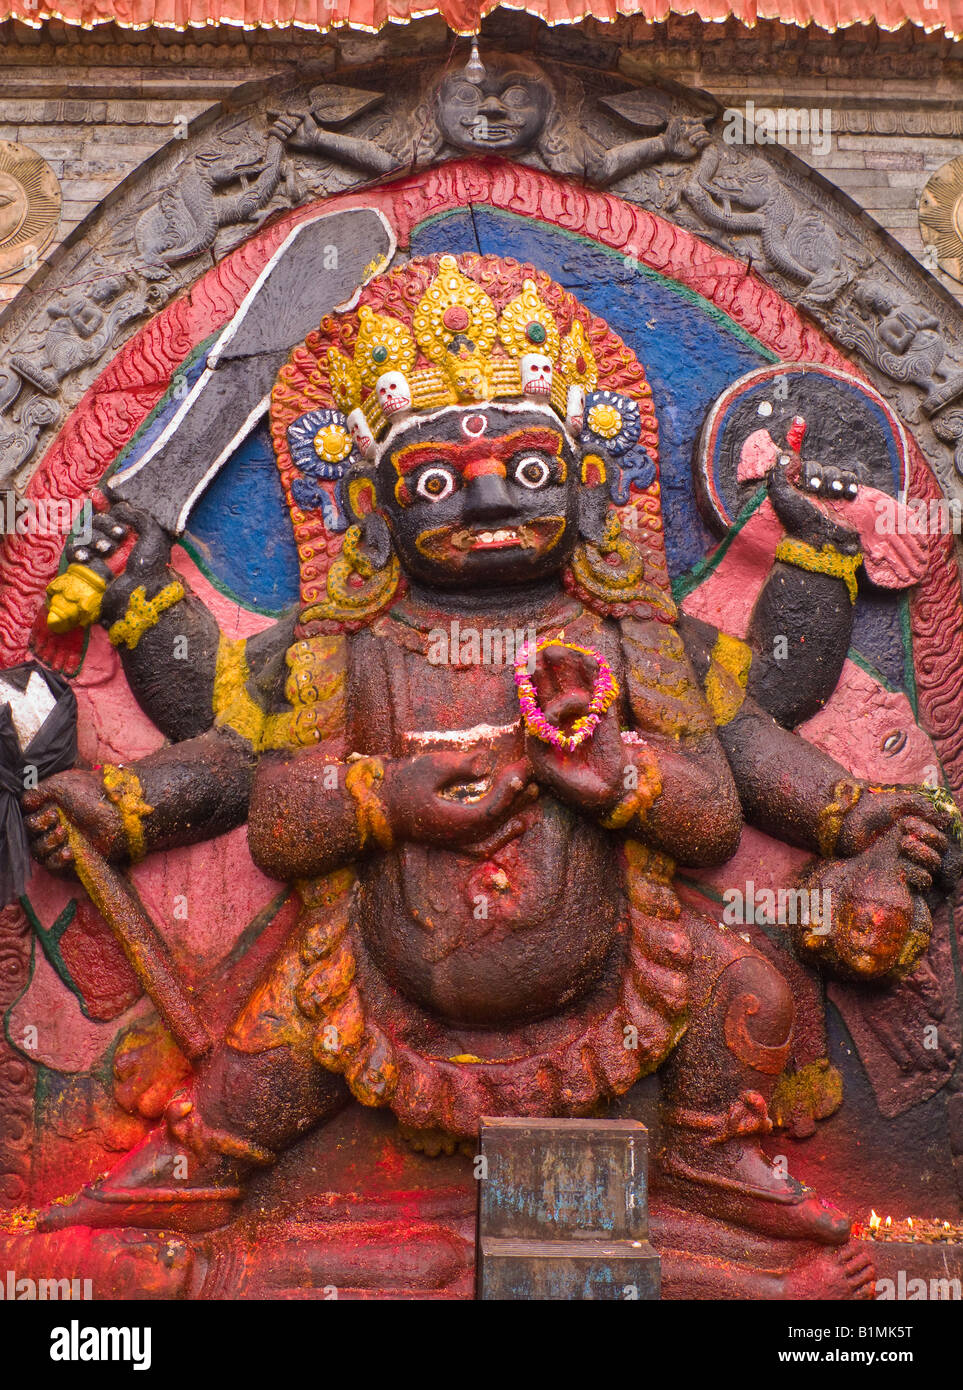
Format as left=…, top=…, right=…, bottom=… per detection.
left=347, top=406, right=376, bottom=459
left=520, top=352, right=552, bottom=396
left=376, top=370, right=412, bottom=417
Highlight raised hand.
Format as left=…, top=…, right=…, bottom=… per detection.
left=767, top=458, right=861, bottom=554
left=663, top=115, right=710, bottom=160
left=66, top=512, right=129, bottom=571
left=522, top=643, right=625, bottom=813
left=96, top=501, right=174, bottom=584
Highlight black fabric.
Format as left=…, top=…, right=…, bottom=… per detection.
left=0, top=662, right=77, bottom=907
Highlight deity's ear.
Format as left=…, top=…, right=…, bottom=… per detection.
left=347, top=476, right=393, bottom=569
left=577, top=454, right=611, bottom=545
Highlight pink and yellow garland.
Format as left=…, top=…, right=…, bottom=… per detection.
left=514, top=639, right=619, bottom=752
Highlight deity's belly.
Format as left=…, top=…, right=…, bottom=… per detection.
left=356, top=797, right=623, bottom=1027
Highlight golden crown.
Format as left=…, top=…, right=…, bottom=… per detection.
left=325, top=255, right=599, bottom=456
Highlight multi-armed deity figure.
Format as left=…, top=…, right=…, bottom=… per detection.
left=26, top=253, right=959, bottom=1298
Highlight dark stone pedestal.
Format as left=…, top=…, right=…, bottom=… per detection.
left=476, top=1117, right=660, bottom=1301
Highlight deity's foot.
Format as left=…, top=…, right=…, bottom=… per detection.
left=778, top=1241, right=876, bottom=1300
left=38, top=1093, right=267, bottom=1234
left=658, top=1139, right=851, bottom=1247
left=656, top=1235, right=876, bottom=1300
left=38, top=1183, right=240, bottom=1235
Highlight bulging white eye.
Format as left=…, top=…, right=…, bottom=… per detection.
left=416, top=467, right=456, bottom=502
left=757, top=400, right=774, bottom=417
left=514, top=455, right=551, bottom=489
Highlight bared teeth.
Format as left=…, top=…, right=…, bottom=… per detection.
left=448, top=526, right=530, bottom=550
left=469, top=529, right=519, bottom=546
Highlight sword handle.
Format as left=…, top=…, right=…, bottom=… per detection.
left=56, top=810, right=212, bottom=1061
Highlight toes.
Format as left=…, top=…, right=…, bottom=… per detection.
left=841, top=1247, right=873, bottom=1272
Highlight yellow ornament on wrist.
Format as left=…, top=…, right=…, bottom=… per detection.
left=774, top=539, right=863, bottom=605
left=101, top=764, right=154, bottom=863
left=816, top=778, right=863, bottom=858
left=345, top=756, right=394, bottom=850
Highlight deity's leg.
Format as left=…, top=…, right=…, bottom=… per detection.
left=39, top=916, right=352, bottom=1234
left=656, top=917, right=852, bottom=1247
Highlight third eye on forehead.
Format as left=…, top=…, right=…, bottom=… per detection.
left=388, top=408, right=569, bottom=454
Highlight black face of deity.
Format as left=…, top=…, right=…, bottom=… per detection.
left=435, top=61, right=551, bottom=154
left=374, top=406, right=581, bottom=591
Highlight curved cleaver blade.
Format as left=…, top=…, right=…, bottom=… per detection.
left=110, top=206, right=395, bottom=534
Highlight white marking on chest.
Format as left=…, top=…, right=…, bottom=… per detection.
left=404, top=720, right=520, bottom=748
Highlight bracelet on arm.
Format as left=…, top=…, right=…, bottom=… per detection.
left=815, top=778, right=863, bottom=858
left=101, top=764, right=154, bottom=863
left=601, top=738, right=662, bottom=831
left=108, top=580, right=186, bottom=650
left=703, top=631, right=752, bottom=729
left=774, top=539, right=863, bottom=605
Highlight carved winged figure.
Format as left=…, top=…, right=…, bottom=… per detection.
left=134, top=127, right=291, bottom=270
left=680, top=141, right=851, bottom=306
left=277, top=52, right=709, bottom=188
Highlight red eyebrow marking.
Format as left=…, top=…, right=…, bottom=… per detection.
left=392, top=428, right=564, bottom=478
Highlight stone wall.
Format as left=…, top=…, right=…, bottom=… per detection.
left=1, top=13, right=962, bottom=309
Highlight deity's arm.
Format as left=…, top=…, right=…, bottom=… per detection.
left=594, top=115, right=706, bottom=186
left=99, top=567, right=224, bottom=743
left=739, top=467, right=862, bottom=728
left=24, top=725, right=256, bottom=873
left=595, top=133, right=674, bottom=186
left=679, top=612, right=859, bottom=851
left=703, top=673, right=962, bottom=982
left=614, top=615, right=743, bottom=866
left=248, top=741, right=535, bottom=883
left=50, top=505, right=298, bottom=744
left=116, top=726, right=256, bottom=855
left=248, top=741, right=371, bottom=882
left=276, top=112, right=400, bottom=176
